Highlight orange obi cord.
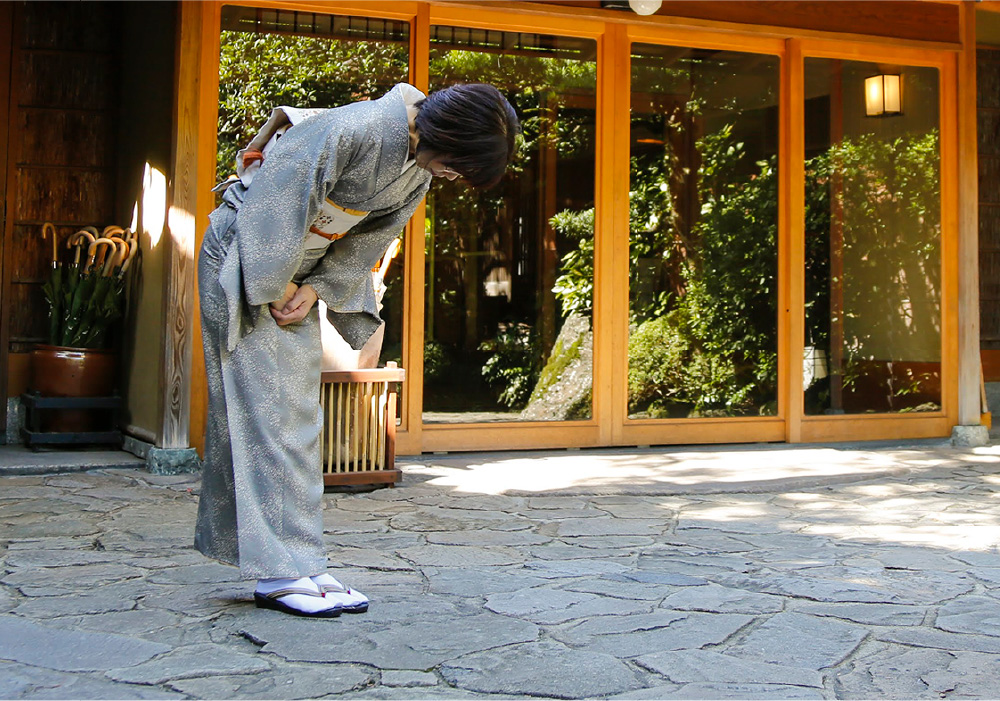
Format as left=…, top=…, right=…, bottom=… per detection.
left=309, top=226, right=349, bottom=242
left=242, top=150, right=265, bottom=167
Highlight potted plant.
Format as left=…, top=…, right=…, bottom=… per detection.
left=30, top=223, right=137, bottom=432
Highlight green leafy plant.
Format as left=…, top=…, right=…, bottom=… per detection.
left=479, top=324, right=540, bottom=409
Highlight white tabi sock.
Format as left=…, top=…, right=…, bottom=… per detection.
left=255, top=576, right=341, bottom=615
left=310, top=573, right=369, bottom=609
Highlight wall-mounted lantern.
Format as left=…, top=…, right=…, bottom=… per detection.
left=864, top=74, right=902, bottom=117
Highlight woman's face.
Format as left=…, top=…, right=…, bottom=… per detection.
left=416, top=152, right=461, bottom=181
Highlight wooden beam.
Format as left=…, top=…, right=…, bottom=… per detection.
left=957, top=2, right=981, bottom=427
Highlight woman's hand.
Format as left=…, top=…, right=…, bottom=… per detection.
left=269, top=283, right=318, bottom=326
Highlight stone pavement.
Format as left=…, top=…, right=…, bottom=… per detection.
left=3, top=440, right=1000, bottom=699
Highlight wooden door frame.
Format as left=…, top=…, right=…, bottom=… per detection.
left=791, top=38, right=959, bottom=443
left=189, top=0, right=970, bottom=455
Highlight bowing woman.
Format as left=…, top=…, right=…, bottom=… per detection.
left=196, top=83, right=520, bottom=618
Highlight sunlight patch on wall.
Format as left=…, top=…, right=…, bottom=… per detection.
left=131, top=162, right=168, bottom=248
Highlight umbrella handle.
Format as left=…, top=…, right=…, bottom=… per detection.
left=41, top=222, right=58, bottom=267
left=103, top=240, right=128, bottom=276
left=68, top=229, right=95, bottom=266
left=119, top=236, right=140, bottom=274
left=84, top=237, right=118, bottom=275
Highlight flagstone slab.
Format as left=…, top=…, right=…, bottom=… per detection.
left=935, top=595, right=1000, bottom=636
left=55, top=609, right=188, bottom=637
left=246, top=611, right=539, bottom=670
left=950, top=550, right=1000, bottom=568
left=636, top=649, right=822, bottom=687
left=834, top=643, right=958, bottom=699
left=396, top=544, right=525, bottom=567
left=875, top=626, right=1000, bottom=653
left=12, top=581, right=141, bottom=618
left=790, top=601, right=926, bottom=626
left=715, top=566, right=972, bottom=604
left=390, top=508, right=511, bottom=533
left=423, top=568, right=550, bottom=598
left=592, top=500, right=678, bottom=520
left=146, top=563, right=242, bottom=585
left=0, top=662, right=180, bottom=699
left=2, top=547, right=120, bottom=569
left=554, top=611, right=753, bottom=658
left=726, top=612, right=867, bottom=669
left=327, top=547, right=415, bottom=571
left=522, top=558, right=634, bottom=579
left=485, top=587, right=650, bottom=623
left=562, top=577, right=680, bottom=601
left=0, top=614, right=170, bottom=672
left=556, top=518, right=666, bottom=537
left=659, top=583, right=784, bottom=614
left=603, top=684, right=683, bottom=700
left=3, top=563, right=148, bottom=595
left=333, top=533, right=427, bottom=550
left=655, top=682, right=825, bottom=699
left=425, top=530, right=550, bottom=547
left=9, top=518, right=101, bottom=538
left=564, top=535, right=657, bottom=549
left=528, top=543, right=631, bottom=561
left=106, top=643, right=271, bottom=684
left=139, top=582, right=251, bottom=617
left=381, top=670, right=438, bottom=687
left=920, top=650, right=1000, bottom=698
left=440, top=640, right=642, bottom=699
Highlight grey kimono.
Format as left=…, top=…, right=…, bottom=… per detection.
left=195, top=85, right=431, bottom=579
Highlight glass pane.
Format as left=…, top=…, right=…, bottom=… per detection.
left=804, top=60, right=941, bottom=415
left=217, top=6, right=410, bottom=374
left=424, top=29, right=597, bottom=423
left=627, top=44, right=780, bottom=420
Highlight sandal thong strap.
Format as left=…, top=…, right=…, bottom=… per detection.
left=261, top=587, right=324, bottom=599
left=319, top=582, right=351, bottom=594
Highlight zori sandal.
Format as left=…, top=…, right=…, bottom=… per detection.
left=311, top=573, right=369, bottom=613
left=254, top=577, right=344, bottom=618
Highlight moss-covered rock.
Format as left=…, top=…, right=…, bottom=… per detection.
left=521, top=314, right=593, bottom=421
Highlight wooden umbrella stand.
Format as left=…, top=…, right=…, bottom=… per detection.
left=319, top=362, right=405, bottom=488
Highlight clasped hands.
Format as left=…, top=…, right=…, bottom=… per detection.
left=270, top=282, right=318, bottom=326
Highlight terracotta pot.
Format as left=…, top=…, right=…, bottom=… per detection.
left=29, top=345, right=117, bottom=432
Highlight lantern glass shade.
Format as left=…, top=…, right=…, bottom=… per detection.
left=865, top=74, right=902, bottom=116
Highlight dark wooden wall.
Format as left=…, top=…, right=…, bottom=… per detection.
left=979, top=48, right=1000, bottom=355
left=1, top=2, right=120, bottom=427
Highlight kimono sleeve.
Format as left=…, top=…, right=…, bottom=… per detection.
left=232, top=116, right=364, bottom=307
left=301, top=182, right=429, bottom=350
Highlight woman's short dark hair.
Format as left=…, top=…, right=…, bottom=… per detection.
left=414, top=83, right=520, bottom=189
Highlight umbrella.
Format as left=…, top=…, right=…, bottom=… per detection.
left=39, top=223, right=62, bottom=345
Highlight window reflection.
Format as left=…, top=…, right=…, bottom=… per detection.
left=804, top=59, right=941, bottom=415
left=217, top=6, right=411, bottom=377
left=627, top=44, right=780, bottom=419
left=424, top=29, right=597, bottom=424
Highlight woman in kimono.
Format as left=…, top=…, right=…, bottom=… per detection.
left=196, top=83, right=519, bottom=618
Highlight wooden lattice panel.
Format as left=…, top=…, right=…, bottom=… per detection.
left=319, top=364, right=404, bottom=487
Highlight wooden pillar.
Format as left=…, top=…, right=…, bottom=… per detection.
left=957, top=2, right=982, bottom=427
left=163, top=2, right=216, bottom=451
left=783, top=39, right=806, bottom=442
